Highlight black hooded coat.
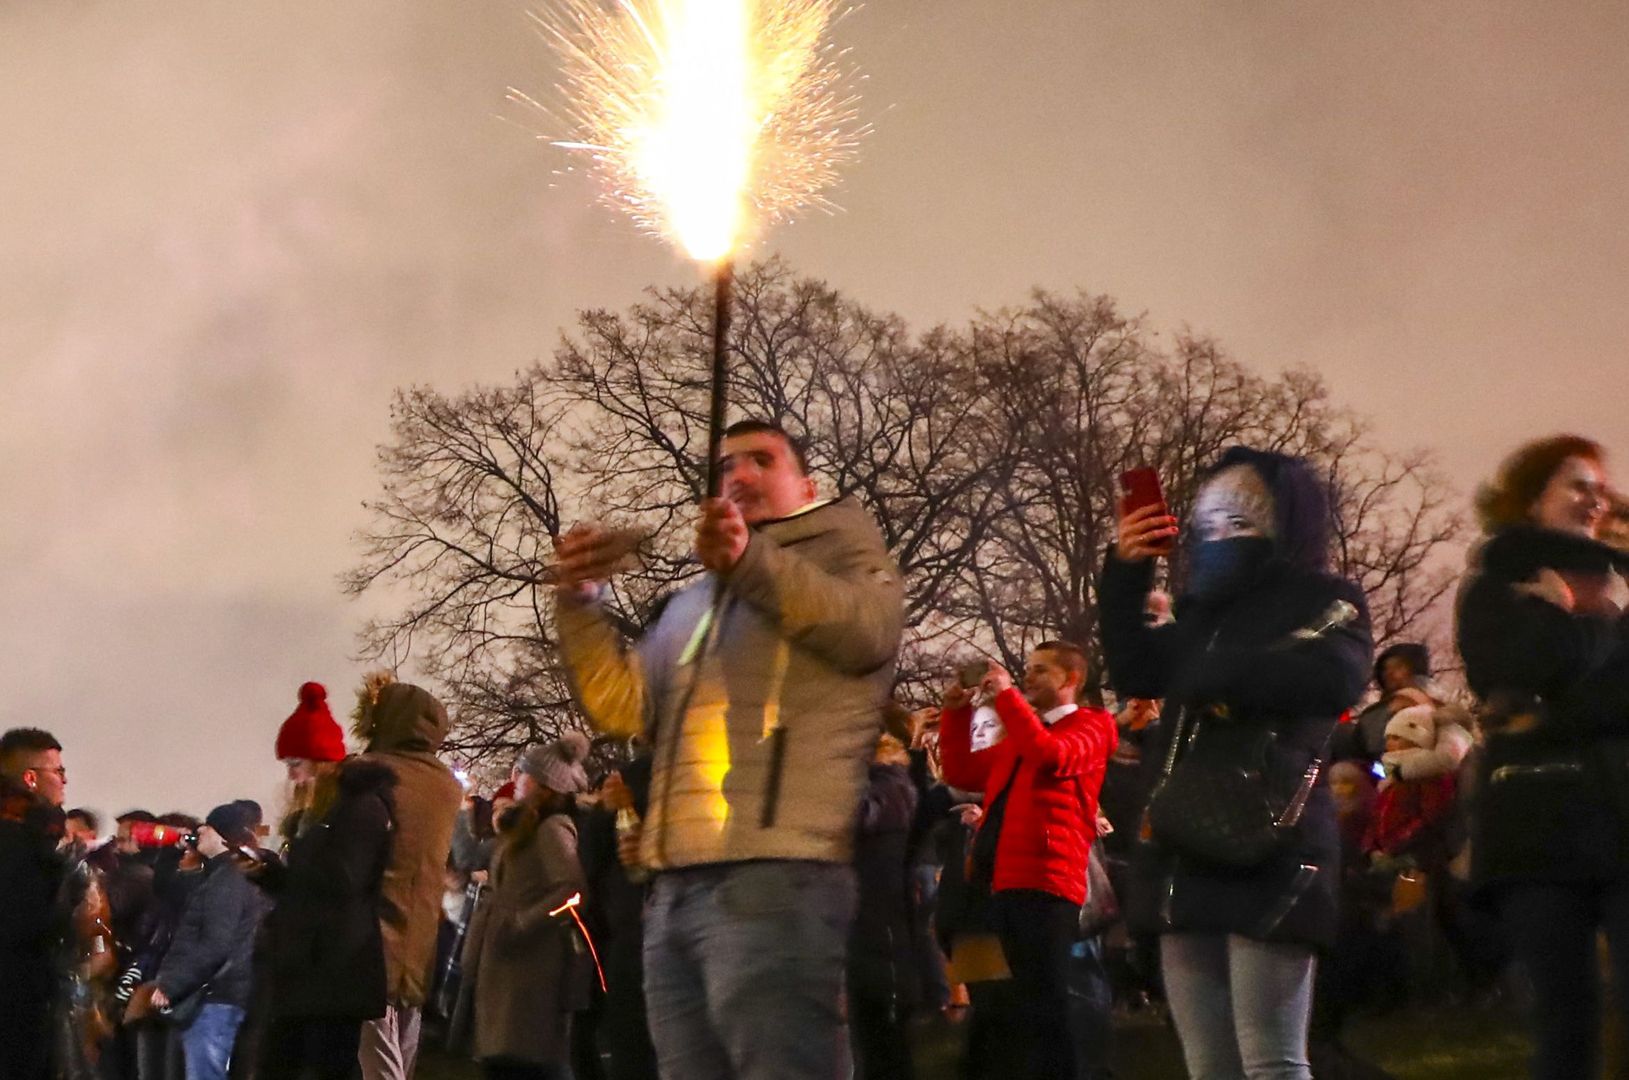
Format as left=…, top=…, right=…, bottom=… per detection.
left=259, top=759, right=396, bottom=1021
left=1099, top=448, right=1372, bottom=949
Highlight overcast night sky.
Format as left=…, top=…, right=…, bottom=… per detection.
left=3, top=1, right=1625, bottom=822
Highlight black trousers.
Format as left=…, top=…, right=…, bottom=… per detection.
left=0, top=994, right=51, bottom=1080
left=257, top=1018, right=363, bottom=1080
left=991, top=890, right=1079, bottom=1080
left=1501, top=879, right=1629, bottom=1080
left=848, top=980, right=915, bottom=1080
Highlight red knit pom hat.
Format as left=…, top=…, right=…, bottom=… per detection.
left=275, top=682, right=346, bottom=763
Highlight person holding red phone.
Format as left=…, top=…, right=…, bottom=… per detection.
left=1100, top=449, right=1372, bottom=1080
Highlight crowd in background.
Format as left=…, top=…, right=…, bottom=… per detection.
left=3, top=426, right=1628, bottom=1080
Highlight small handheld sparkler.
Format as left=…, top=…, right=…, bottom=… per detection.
left=522, top=0, right=863, bottom=491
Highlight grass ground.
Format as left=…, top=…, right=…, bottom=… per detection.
left=420, top=1000, right=1540, bottom=1079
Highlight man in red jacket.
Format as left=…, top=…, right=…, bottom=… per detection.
left=939, top=642, right=1117, bottom=1080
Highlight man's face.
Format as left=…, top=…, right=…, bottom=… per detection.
left=719, top=430, right=816, bottom=525
left=1380, top=656, right=1416, bottom=694
left=1023, top=649, right=1079, bottom=712
left=195, top=825, right=229, bottom=860
left=65, top=815, right=97, bottom=847
left=20, top=749, right=66, bottom=808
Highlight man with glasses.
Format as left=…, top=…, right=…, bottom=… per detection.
left=1, top=727, right=70, bottom=1080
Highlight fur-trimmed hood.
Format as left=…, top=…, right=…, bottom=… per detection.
left=338, top=757, right=399, bottom=799
left=354, top=676, right=450, bottom=754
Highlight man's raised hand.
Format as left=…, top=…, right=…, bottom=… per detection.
left=695, top=498, right=750, bottom=573
left=554, top=524, right=624, bottom=596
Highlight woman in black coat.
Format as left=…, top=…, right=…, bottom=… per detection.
left=255, top=757, right=395, bottom=1080
left=1455, top=435, right=1629, bottom=1080
left=847, top=736, right=920, bottom=1080
left=1100, top=448, right=1371, bottom=1080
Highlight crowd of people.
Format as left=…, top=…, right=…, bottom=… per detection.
left=2, top=421, right=1627, bottom=1080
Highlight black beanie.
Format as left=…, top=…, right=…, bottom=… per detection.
left=204, top=803, right=257, bottom=849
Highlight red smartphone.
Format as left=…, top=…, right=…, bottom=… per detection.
left=1119, top=467, right=1167, bottom=517
left=1119, top=467, right=1174, bottom=553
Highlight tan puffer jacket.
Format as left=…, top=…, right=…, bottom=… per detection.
left=557, top=496, right=905, bottom=870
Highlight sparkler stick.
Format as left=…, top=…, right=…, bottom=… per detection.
left=704, top=260, right=734, bottom=497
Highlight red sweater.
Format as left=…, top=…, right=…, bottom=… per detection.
left=1362, top=774, right=1456, bottom=859
left=938, top=688, right=1118, bottom=906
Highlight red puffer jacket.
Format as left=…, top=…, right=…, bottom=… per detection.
left=939, top=688, right=1117, bottom=906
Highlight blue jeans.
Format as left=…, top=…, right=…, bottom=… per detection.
left=911, top=863, right=951, bottom=1010
left=1068, top=936, right=1115, bottom=1080
left=181, top=1003, right=246, bottom=1080
left=1160, top=933, right=1316, bottom=1080
left=643, top=860, right=856, bottom=1080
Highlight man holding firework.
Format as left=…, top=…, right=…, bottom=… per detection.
left=554, top=419, right=904, bottom=1080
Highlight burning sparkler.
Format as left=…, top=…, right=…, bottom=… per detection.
left=518, top=0, right=864, bottom=492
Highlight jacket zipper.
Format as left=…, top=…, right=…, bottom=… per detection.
left=759, top=727, right=789, bottom=828
left=1490, top=761, right=1584, bottom=783
left=1155, top=625, right=1224, bottom=922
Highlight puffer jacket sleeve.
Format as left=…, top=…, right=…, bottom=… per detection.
left=555, top=593, right=650, bottom=739
left=724, top=521, right=904, bottom=676
left=993, top=689, right=1118, bottom=778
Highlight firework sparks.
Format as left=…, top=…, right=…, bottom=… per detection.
left=522, top=0, right=864, bottom=264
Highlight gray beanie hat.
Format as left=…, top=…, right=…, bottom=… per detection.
left=517, top=731, right=592, bottom=795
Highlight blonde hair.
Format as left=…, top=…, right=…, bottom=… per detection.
left=280, top=760, right=343, bottom=841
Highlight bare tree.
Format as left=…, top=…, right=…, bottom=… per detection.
left=348, top=263, right=1462, bottom=764
left=942, top=294, right=1462, bottom=691
left=348, top=260, right=1001, bottom=761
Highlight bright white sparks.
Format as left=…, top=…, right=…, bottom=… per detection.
left=525, top=0, right=864, bottom=264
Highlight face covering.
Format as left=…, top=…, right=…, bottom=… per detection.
left=1187, top=536, right=1275, bottom=601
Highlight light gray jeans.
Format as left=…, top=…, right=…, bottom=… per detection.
left=643, top=860, right=856, bottom=1080
left=1160, top=933, right=1316, bottom=1080
left=358, top=1004, right=423, bottom=1080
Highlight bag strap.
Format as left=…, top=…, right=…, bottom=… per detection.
left=1275, top=717, right=1340, bottom=830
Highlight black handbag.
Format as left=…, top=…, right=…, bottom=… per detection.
left=968, top=761, right=1021, bottom=887
left=1142, top=599, right=1357, bottom=869
left=1145, top=708, right=1332, bottom=870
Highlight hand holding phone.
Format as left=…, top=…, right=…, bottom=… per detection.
left=958, top=660, right=991, bottom=689
left=1117, top=467, right=1178, bottom=561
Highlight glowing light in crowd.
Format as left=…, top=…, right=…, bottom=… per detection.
left=521, top=0, right=864, bottom=263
